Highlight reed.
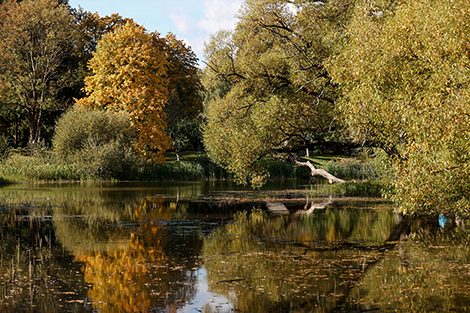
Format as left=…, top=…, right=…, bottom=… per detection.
left=0, top=154, right=83, bottom=181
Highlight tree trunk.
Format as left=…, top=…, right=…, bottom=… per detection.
left=292, top=158, right=345, bottom=184
left=27, top=109, right=42, bottom=145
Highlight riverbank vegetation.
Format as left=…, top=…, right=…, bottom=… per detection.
left=202, top=0, right=470, bottom=215
left=0, top=143, right=382, bottom=185
left=0, top=0, right=469, bottom=215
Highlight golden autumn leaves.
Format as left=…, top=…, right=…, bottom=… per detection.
left=77, top=22, right=172, bottom=162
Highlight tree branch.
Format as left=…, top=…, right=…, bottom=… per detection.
left=291, top=156, right=345, bottom=184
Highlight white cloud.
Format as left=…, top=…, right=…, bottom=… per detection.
left=163, top=0, right=244, bottom=65
left=169, top=12, right=194, bottom=34
left=198, top=0, right=243, bottom=33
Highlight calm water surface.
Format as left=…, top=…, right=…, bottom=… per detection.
left=0, top=181, right=469, bottom=312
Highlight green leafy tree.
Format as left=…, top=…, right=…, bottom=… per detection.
left=167, top=118, right=202, bottom=161
left=164, top=33, right=203, bottom=119
left=329, top=0, right=470, bottom=214
left=202, top=0, right=353, bottom=186
left=67, top=9, right=130, bottom=100
left=0, top=0, right=76, bottom=144
left=163, top=33, right=204, bottom=159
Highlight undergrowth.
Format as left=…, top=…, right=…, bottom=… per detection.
left=0, top=149, right=385, bottom=187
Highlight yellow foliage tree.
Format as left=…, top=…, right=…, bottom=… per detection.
left=77, top=21, right=172, bottom=162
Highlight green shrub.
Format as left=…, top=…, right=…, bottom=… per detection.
left=26, top=140, right=49, bottom=158
left=261, top=158, right=310, bottom=179
left=191, top=154, right=231, bottom=179
left=52, top=106, right=138, bottom=180
left=135, top=153, right=231, bottom=181
left=78, top=138, right=139, bottom=180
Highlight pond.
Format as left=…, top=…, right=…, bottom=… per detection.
left=0, top=181, right=469, bottom=312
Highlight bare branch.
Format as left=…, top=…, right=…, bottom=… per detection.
left=290, top=156, right=345, bottom=184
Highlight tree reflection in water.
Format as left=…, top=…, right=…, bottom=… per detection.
left=0, top=208, right=92, bottom=312
left=349, top=218, right=470, bottom=311
left=203, top=207, right=398, bottom=312
left=202, top=207, right=470, bottom=312
left=55, top=196, right=200, bottom=313
left=1, top=182, right=470, bottom=312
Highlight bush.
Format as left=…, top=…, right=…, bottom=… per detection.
left=52, top=106, right=138, bottom=180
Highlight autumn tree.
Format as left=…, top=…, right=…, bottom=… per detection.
left=77, top=21, right=172, bottom=162
left=329, top=0, right=470, bottom=214
left=0, top=0, right=76, bottom=144
left=72, top=10, right=128, bottom=57
left=202, top=0, right=353, bottom=186
left=66, top=9, right=129, bottom=99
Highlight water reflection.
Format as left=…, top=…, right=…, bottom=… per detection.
left=348, top=218, right=470, bottom=311
left=54, top=196, right=209, bottom=313
left=202, top=207, right=400, bottom=312
left=0, top=183, right=216, bottom=312
left=61, top=198, right=176, bottom=312
left=0, top=209, right=91, bottom=312
left=0, top=182, right=469, bottom=312
left=203, top=210, right=470, bottom=312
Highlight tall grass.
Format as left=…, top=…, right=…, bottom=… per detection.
left=332, top=180, right=385, bottom=197
left=0, top=151, right=231, bottom=182
left=139, top=154, right=231, bottom=180
left=0, top=149, right=384, bottom=184
left=0, top=154, right=83, bottom=181
left=323, top=158, right=382, bottom=180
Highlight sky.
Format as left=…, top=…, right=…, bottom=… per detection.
left=68, top=0, right=244, bottom=65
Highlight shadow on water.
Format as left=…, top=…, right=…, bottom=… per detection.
left=0, top=181, right=468, bottom=312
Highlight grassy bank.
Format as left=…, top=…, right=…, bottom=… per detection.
left=0, top=151, right=231, bottom=183
left=0, top=149, right=384, bottom=190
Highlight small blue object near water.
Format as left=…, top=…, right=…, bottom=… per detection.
left=439, top=214, right=449, bottom=228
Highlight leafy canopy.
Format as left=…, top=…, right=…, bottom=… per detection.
left=77, top=21, right=172, bottom=162
left=329, top=0, right=470, bottom=215
left=163, top=33, right=204, bottom=158
left=202, top=0, right=351, bottom=187
left=0, top=0, right=76, bottom=144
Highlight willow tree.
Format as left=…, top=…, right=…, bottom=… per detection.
left=203, top=0, right=353, bottom=186
left=77, top=21, right=172, bottom=162
left=0, top=0, right=76, bottom=144
left=329, top=0, right=470, bottom=215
